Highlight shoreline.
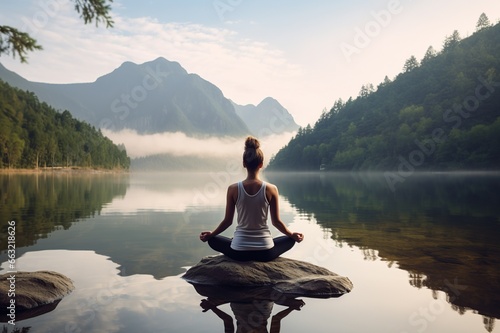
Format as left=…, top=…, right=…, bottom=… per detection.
left=0, top=167, right=129, bottom=174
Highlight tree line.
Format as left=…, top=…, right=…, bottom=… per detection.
left=0, top=80, right=130, bottom=169
left=268, top=15, right=500, bottom=171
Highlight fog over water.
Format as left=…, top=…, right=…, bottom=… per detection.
left=103, top=129, right=296, bottom=159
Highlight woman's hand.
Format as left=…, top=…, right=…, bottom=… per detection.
left=200, top=299, right=216, bottom=312
left=200, top=231, right=212, bottom=242
left=291, top=232, right=304, bottom=243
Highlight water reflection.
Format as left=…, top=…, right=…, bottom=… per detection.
left=193, top=284, right=305, bottom=333
left=2, top=171, right=499, bottom=332
left=100, top=171, right=232, bottom=214
left=0, top=173, right=225, bottom=278
left=266, top=171, right=500, bottom=320
left=0, top=250, right=311, bottom=333
left=0, top=172, right=129, bottom=250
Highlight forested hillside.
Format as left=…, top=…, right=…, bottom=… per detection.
left=0, top=80, right=130, bottom=169
left=268, top=19, right=500, bottom=171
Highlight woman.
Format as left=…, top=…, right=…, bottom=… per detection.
left=199, top=136, right=304, bottom=261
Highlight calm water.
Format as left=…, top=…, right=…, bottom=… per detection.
left=1, top=171, right=499, bottom=333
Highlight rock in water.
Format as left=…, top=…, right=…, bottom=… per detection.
left=182, top=256, right=353, bottom=297
left=0, top=271, right=74, bottom=312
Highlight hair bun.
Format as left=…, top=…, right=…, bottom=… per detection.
left=245, top=136, right=260, bottom=150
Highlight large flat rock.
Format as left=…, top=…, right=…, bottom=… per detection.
left=182, top=255, right=353, bottom=298
left=0, top=271, right=74, bottom=313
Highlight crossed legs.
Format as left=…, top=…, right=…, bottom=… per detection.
left=208, top=235, right=296, bottom=262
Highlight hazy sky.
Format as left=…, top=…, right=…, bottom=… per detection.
left=1, top=0, right=499, bottom=128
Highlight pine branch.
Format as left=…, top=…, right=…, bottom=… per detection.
left=74, top=0, right=114, bottom=28
left=0, top=26, right=43, bottom=63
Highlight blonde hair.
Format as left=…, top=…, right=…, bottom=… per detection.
left=243, top=136, right=264, bottom=171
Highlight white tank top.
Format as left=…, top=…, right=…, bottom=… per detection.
left=230, top=181, right=274, bottom=251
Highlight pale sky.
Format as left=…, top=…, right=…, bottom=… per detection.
left=1, top=1, right=499, bottom=127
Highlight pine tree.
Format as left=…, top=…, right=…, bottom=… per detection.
left=476, top=13, right=491, bottom=32
left=359, top=83, right=374, bottom=97
left=421, top=46, right=437, bottom=64
left=403, top=55, right=419, bottom=73
left=443, top=30, right=461, bottom=51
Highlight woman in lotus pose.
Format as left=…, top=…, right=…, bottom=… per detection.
left=200, top=136, right=303, bottom=261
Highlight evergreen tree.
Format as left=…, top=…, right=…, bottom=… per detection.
left=359, top=83, right=375, bottom=97
left=421, top=46, right=437, bottom=64
left=476, top=13, right=491, bottom=32
left=443, top=30, right=461, bottom=51
left=403, top=55, right=419, bottom=73
left=331, top=98, right=345, bottom=114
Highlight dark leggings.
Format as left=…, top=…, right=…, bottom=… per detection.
left=208, top=235, right=296, bottom=262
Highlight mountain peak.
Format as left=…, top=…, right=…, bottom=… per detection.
left=109, top=57, right=187, bottom=78
left=142, top=57, right=187, bottom=75
left=233, top=98, right=299, bottom=136
left=258, top=97, right=283, bottom=109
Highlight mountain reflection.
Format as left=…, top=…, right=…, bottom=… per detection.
left=266, top=172, right=500, bottom=320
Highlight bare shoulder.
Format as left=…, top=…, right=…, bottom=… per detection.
left=266, top=182, right=278, bottom=191
left=227, top=182, right=239, bottom=202
left=265, top=182, right=279, bottom=198
left=227, top=182, right=238, bottom=193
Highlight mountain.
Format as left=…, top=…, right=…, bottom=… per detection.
left=0, top=57, right=250, bottom=136
left=232, top=97, right=299, bottom=136
left=268, top=22, right=500, bottom=172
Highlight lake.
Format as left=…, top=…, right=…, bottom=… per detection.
left=1, top=171, right=499, bottom=333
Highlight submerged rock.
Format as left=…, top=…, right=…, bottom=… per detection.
left=182, top=255, right=353, bottom=297
left=0, top=271, right=74, bottom=313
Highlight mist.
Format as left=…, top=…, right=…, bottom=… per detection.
left=103, top=129, right=295, bottom=161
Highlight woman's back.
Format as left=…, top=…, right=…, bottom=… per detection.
left=236, top=181, right=269, bottom=230
left=231, top=181, right=273, bottom=250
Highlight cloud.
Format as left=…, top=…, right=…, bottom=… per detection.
left=1, top=1, right=308, bottom=124
left=102, top=129, right=295, bottom=160
left=1, top=4, right=302, bottom=104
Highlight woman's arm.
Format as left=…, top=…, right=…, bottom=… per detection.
left=268, top=184, right=304, bottom=242
left=200, top=184, right=237, bottom=242
left=200, top=299, right=235, bottom=333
